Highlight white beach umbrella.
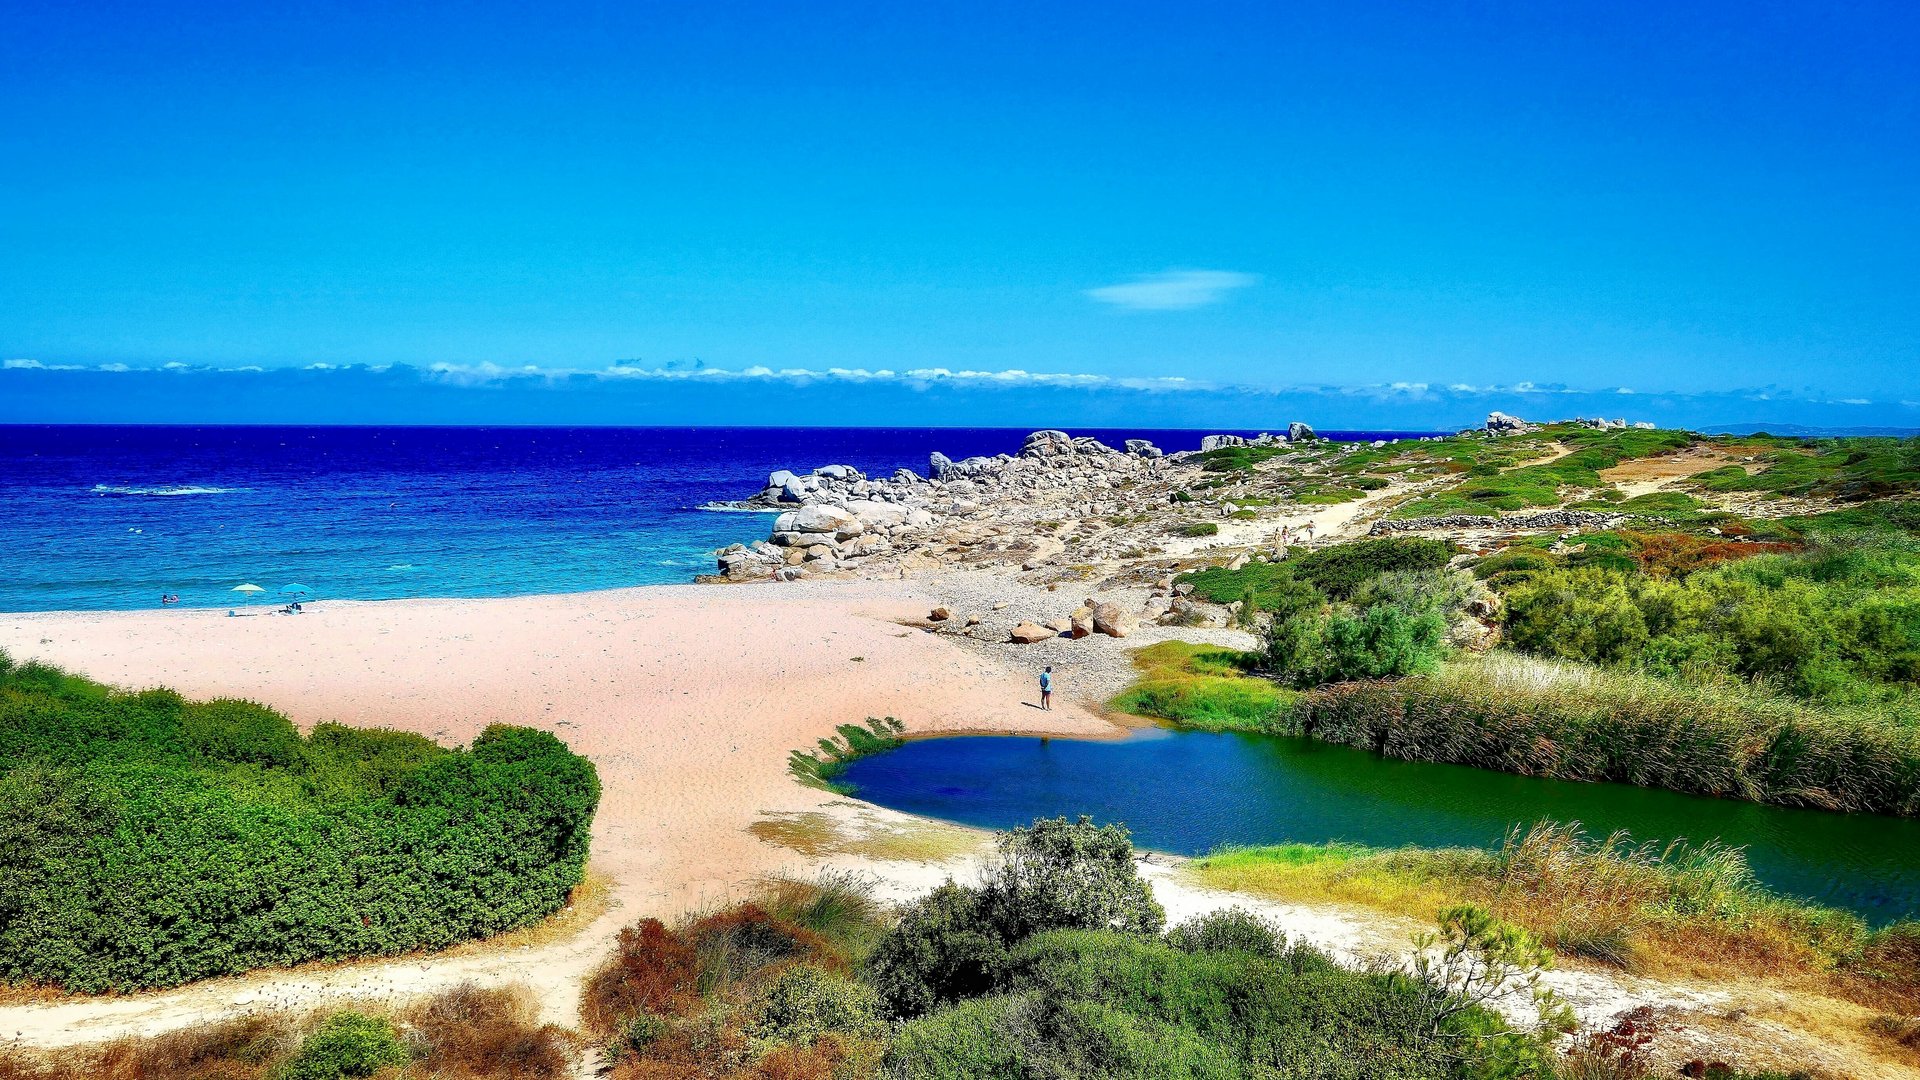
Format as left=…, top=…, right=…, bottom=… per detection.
left=232, top=583, right=265, bottom=607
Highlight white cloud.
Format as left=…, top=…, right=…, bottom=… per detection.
left=1084, top=270, right=1258, bottom=311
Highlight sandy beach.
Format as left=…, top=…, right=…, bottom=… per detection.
left=0, top=572, right=1146, bottom=1043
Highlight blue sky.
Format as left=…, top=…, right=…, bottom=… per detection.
left=4, top=1, right=1917, bottom=427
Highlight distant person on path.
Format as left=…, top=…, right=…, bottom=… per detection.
left=1039, top=666, right=1054, bottom=710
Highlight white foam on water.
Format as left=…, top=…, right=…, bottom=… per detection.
left=92, top=484, right=238, bottom=497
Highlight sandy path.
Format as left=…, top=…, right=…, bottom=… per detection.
left=0, top=578, right=1116, bottom=1047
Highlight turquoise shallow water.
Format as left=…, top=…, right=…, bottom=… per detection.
left=841, top=727, right=1920, bottom=924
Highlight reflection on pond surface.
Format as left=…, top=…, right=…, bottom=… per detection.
left=840, top=727, right=1920, bottom=924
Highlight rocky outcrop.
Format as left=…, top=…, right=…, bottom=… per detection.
left=710, top=429, right=1189, bottom=580
left=1369, top=509, right=1629, bottom=535
left=1288, top=421, right=1317, bottom=442
left=1484, top=411, right=1534, bottom=435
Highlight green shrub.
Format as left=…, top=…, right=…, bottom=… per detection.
left=1267, top=604, right=1449, bottom=688
left=868, top=882, right=1011, bottom=1018
left=749, top=963, right=884, bottom=1047
left=1287, top=538, right=1457, bottom=599
left=1498, top=537, right=1920, bottom=704
left=0, top=657, right=600, bottom=992
left=277, top=1013, right=408, bottom=1080
left=868, top=818, right=1165, bottom=1018
left=1164, top=907, right=1290, bottom=957
left=1175, top=522, right=1219, bottom=537
left=979, top=817, right=1166, bottom=941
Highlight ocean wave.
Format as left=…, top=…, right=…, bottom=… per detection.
left=696, top=501, right=780, bottom=513
left=92, top=484, right=238, bottom=497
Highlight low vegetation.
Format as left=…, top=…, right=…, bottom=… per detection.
left=1389, top=427, right=1694, bottom=518
left=788, top=716, right=907, bottom=793
left=576, top=817, right=1647, bottom=1080
left=1108, top=642, right=1294, bottom=733
left=1692, top=436, right=1920, bottom=501
left=1299, top=653, right=1920, bottom=815
left=0, top=984, right=578, bottom=1080
left=0, top=652, right=600, bottom=992
left=1191, top=821, right=1920, bottom=1015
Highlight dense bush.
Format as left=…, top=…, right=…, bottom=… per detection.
left=887, top=930, right=1465, bottom=1079
left=1499, top=536, right=1920, bottom=704
left=0, top=654, right=600, bottom=992
left=1163, top=907, right=1290, bottom=957
left=1264, top=570, right=1457, bottom=689
left=868, top=817, right=1164, bottom=1018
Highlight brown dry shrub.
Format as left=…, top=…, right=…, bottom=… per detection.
left=1626, top=531, right=1796, bottom=577
left=682, top=904, right=839, bottom=997
left=0, top=1016, right=294, bottom=1080
left=583, top=918, right=704, bottom=1036
left=754, top=1033, right=883, bottom=1080
left=407, top=983, right=575, bottom=1080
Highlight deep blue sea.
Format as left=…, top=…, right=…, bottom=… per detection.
left=0, top=425, right=1439, bottom=612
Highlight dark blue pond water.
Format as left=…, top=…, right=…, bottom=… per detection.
left=840, top=728, right=1920, bottom=924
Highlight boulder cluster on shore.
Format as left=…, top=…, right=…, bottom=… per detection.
left=711, top=429, right=1185, bottom=581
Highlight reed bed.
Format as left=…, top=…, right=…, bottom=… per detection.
left=1191, top=821, right=1919, bottom=1010
left=1299, top=654, right=1920, bottom=816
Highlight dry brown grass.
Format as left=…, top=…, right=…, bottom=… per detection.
left=0, top=1015, right=296, bottom=1080
left=0, top=985, right=579, bottom=1080
left=405, top=983, right=577, bottom=1079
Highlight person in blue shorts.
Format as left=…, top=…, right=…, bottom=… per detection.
left=1039, top=666, right=1053, bottom=710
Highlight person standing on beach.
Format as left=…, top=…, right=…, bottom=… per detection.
left=1039, top=666, right=1054, bottom=710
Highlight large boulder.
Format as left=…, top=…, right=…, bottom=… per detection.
left=1200, top=434, right=1249, bottom=451
left=1485, top=411, right=1532, bottom=434
left=1068, top=603, right=1095, bottom=639
left=845, top=500, right=908, bottom=529
left=791, top=504, right=861, bottom=540
left=1124, top=439, right=1163, bottom=458
left=1091, top=601, right=1137, bottom=638
left=1287, top=421, right=1317, bottom=442
left=814, top=463, right=863, bottom=481
left=1009, top=622, right=1056, bottom=644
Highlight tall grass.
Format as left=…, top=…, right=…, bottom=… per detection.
left=1190, top=821, right=1920, bottom=1012
left=787, top=716, right=906, bottom=793
left=1299, top=653, right=1920, bottom=816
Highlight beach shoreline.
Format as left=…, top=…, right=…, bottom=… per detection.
left=0, top=570, right=1153, bottom=1043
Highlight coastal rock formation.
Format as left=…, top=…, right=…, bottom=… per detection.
left=1009, top=621, right=1055, bottom=644
left=1287, top=422, right=1317, bottom=442
left=1485, top=411, right=1534, bottom=434
left=714, top=429, right=1193, bottom=580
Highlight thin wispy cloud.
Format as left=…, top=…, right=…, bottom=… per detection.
left=1084, top=270, right=1258, bottom=311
